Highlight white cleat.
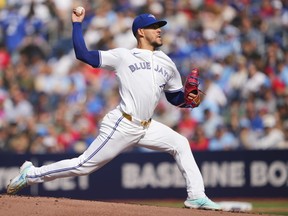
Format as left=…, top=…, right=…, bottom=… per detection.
left=7, top=161, right=33, bottom=195
left=184, top=197, right=222, bottom=211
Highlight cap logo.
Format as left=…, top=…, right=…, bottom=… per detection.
left=148, top=14, right=155, bottom=19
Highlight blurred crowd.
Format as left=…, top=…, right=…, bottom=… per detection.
left=0, top=0, right=288, bottom=154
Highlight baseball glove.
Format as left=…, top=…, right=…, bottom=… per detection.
left=184, top=68, right=205, bottom=108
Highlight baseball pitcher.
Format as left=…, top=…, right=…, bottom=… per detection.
left=7, top=7, right=220, bottom=211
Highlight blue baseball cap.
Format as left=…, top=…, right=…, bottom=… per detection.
left=132, top=13, right=167, bottom=36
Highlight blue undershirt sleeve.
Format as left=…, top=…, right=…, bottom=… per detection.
left=165, top=91, right=189, bottom=108
left=72, top=22, right=100, bottom=68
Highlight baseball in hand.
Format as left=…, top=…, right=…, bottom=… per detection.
left=74, top=6, right=84, bottom=16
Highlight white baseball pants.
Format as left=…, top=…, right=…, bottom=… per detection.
left=26, top=108, right=206, bottom=199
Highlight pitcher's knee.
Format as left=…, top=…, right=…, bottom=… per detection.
left=73, top=156, right=96, bottom=176
left=183, top=139, right=192, bottom=151
left=176, top=136, right=191, bottom=153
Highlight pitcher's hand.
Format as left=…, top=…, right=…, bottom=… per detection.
left=72, top=6, right=85, bottom=23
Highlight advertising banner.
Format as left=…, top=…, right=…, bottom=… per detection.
left=0, top=150, right=287, bottom=199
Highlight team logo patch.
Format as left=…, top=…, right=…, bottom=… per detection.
left=148, top=14, right=155, bottom=19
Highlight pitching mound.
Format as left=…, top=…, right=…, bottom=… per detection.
left=1, top=195, right=266, bottom=216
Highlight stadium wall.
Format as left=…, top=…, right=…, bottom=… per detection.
left=0, top=150, right=287, bottom=199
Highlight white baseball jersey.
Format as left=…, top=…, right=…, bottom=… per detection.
left=100, top=48, right=183, bottom=120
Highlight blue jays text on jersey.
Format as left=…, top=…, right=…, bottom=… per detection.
left=128, top=61, right=170, bottom=80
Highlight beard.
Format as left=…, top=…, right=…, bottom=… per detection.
left=151, top=40, right=163, bottom=49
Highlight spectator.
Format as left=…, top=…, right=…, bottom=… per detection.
left=3, top=85, right=34, bottom=123
left=278, top=121, right=288, bottom=149
left=0, top=43, right=11, bottom=70
left=189, top=123, right=209, bottom=151
left=177, top=109, right=197, bottom=138
left=7, top=131, right=30, bottom=154
left=251, top=114, right=285, bottom=149
left=227, top=55, right=248, bottom=100
left=202, top=108, right=223, bottom=139
left=277, top=59, right=288, bottom=86
left=238, top=118, right=258, bottom=150
left=245, top=96, right=264, bottom=133
left=242, top=63, right=269, bottom=98
left=209, top=124, right=239, bottom=151
left=202, top=68, right=228, bottom=113
left=0, top=5, right=27, bottom=53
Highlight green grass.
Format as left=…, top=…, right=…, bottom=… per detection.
left=124, top=199, right=288, bottom=216
left=251, top=200, right=288, bottom=215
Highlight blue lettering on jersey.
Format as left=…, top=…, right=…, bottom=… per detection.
left=129, top=62, right=151, bottom=72
left=128, top=62, right=169, bottom=79
left=154, top=65, right=169, bottom=79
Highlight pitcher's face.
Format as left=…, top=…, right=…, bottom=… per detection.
left=142, top=23, right=163, bottom=48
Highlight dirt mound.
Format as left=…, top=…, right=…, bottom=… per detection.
left=0, top=195, right=265, bottom=216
